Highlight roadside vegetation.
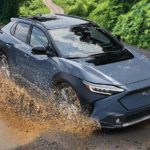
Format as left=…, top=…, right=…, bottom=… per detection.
left=19, top=0, right=50, bottom=16
left=0, top=0, right=49, bottom=23
left=54, top=0, right=150, bottom=49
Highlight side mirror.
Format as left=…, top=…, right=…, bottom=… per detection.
left=32, top=46, right=47, bottom=55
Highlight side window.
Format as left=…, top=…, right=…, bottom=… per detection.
left=14, top=23, right=30, bottom=43
left=30, top=27, right=48, bottom=47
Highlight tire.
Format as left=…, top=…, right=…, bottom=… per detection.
left=55, top=82, right=82, bottom=115
left=0, top=52, right=11, bottom=78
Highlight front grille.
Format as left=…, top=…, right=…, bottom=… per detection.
left=120, top=87, right=150, bottom=111
left=125, top=109, right=150, bottom=123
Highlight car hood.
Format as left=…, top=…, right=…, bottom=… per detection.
left=88, top=57, right=150, bottom=85
left=55, top=56, right=150, bottom=86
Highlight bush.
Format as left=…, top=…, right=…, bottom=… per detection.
left=89, top=0, right=140, bottom=31
left=55, top=0, right=140, bottom=31
left=54, top=0, right=96, bottom=17
left=19, top=0, right=50, bottom=16
left=67, top=0, right=96, bottom=17
left=113, top=0, right=150, bottom=48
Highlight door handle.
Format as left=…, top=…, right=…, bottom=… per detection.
left=25, top=54, right=30, bottom=60
left=6, top=43, right=13, bottom=48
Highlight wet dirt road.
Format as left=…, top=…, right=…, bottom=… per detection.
left=43, top=0, right=64, bottom=14
left=0, top=111, right=46, bottom=150
left=0, top=114, right=148, bottom=150
left=15, top=120, right=150, bottom=150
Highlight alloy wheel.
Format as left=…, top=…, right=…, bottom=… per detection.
left=58, top=83, right=81, bottom=115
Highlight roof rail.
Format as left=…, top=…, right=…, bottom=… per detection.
left=21, top=14, right=57, bottom=22
left=20, top=16, right=47, bottom=28
left=11, top=18, right=18, bottom=22
left=11, top=14, right=58, bottom=29
left=27, top=14, right=58, bottom=21
left=55, top=14, right=97, bottom=25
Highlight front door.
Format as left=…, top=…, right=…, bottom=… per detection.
left=21, top=26, right=57, bottom=90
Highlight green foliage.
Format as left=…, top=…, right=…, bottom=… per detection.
left=113, top=0, right=150, bottom=48
left=67, top=0, right=96, bottom=17
left=54, top=0, right=96, bottom=17
left=54, top=0, right=140, bottom=31
left=53, top=0, right=75, bottom=9
left=19, top=0, right=50, bottom=16
left=89, top=0, right=140, bottom=31
left=0, top=0, right=49, bottom=23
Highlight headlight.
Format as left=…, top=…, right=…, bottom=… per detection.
left=83, top=81, right=125, bottom=95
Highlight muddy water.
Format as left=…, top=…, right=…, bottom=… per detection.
left=0, top=113, right=44, bottom=150
left=0, top=75, right=99, bottom=149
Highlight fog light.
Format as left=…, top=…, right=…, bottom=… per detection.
left=116, top=118, right=122, bottom=124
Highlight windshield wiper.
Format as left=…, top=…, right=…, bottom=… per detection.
left=87, top=50, right=123, bottom=58
left=66, top=56, right=86, bottom=59
left=67, top=51, right=121, bottom=59
left=66, top=49, right=125, bottom=59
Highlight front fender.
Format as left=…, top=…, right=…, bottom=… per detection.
left=52, top=72, right=108, bottom=105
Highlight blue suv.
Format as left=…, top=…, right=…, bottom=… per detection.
left=0, top=14, right=150, bottom=129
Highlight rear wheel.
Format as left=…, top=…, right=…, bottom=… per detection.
left=55, top=82, right=82, bottom=115
left=0, top=53, right=10, bottom=78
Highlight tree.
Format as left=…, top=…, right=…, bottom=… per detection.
left=0, top=0, right=26, bottom=22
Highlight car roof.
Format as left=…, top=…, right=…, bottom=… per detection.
left=13, top=14, right=89, bottom=30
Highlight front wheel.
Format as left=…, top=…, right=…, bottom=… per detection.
left=55, top=82, right=82, bottom=115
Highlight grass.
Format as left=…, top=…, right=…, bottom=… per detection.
left=19, top=0, right=50, bottom=16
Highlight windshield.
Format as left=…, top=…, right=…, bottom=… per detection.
left=49, top=24, right=123, bottom=58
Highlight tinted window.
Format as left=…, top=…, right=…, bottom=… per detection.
left=14, top=23, right=30, bottom=43
left=30, top=27, right=48, bottom=47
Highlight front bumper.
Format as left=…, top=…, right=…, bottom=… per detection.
left=99, top=108, right=150, bottom=129
left=91, top=84, right=150, bottom=129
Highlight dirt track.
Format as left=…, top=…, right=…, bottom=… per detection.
left=43, top=0, right=64, bottom=14
left=16, top=122, right=150, bottom=150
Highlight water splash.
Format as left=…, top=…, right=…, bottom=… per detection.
left=0, top=75, right=100, bottom=137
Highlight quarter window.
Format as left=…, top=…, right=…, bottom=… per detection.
left=30, top=27, right=48, bottom=47
left=14, top=23, right=30, bottom=43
